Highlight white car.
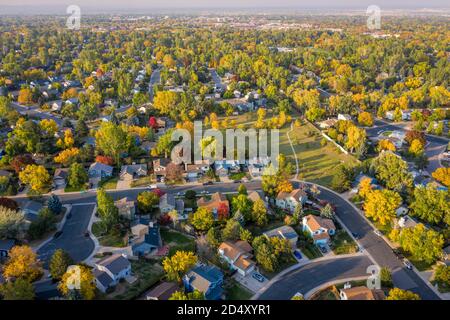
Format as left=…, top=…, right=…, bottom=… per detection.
left=374, top=230, right=382, bottom=237
left=403, top=259, right=413, bottom=270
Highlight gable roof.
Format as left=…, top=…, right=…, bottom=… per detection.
left=145, top=282, right=179, bottom=300
left=276, top=188, right=307, bottom=200
left=89, top=162, right=113, bottom=173
left=186, top=265, right=223, bottom=293
left=93, top=269, right=114, bottom=288
left=144, top=224, right=162, bottom=248
left=341, top=286, right=386, bottom=300
left=304, top=214, right=336, bottom=232
left=263, top=225, right=298, bottom=241
left=197, top=192, right=229, bottom=211
left=96, top=254, right=130, bottom=275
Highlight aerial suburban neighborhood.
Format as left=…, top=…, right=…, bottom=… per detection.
left=0, top=1, right=449, bottom=308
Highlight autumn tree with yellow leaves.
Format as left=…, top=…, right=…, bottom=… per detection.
left=162, top=251, right=198, bottom=282
left=19, top=164, right=51, bottom=194
left=3, top=245, right=43, bottom=282
left=363, top=189, right=401, bottom=226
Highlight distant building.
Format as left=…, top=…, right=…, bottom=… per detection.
left=114, top=197, right=136, bottom=220
left=132, top=222, right=162, bottom=256
left=197, top=192, right=229, bottom=218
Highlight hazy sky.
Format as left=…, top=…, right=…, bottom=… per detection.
left=1, top=0, right=449, bottom=14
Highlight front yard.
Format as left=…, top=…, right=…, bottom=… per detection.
left=225, top=279, right=254, bottom=300
left=330, top=229, right=358, bottom=255
left=107, top=259, right=164, bottom=300
left=91, top=222, right=128, bottom=247
left=98, top=177, right=119, bottom=190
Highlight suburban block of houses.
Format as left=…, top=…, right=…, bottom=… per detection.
left=218, top=240, right=256, bottom=276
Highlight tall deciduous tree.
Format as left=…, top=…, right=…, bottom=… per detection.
left=95, top=122, right=130, bottom=167
left=3, top=245, right=43, bottom=282
left=364, top=189, right=401, bottom=226
left=162, top=251, right=197, bottom=282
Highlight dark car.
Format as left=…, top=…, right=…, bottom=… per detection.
left=66, top=212, right=72, bottom=219
left=202, top=181, right=213, bottom=186
left=352, top=232, right=359, bottom=239
left=233, top=180, right=242, bottom=183
left=53, top=231, right=63, bottom=239
left=84, top=231, right=90, bottom=237
left=319, top=245, right=327, bottom=254
left=293, top=250, right=303, bottom=260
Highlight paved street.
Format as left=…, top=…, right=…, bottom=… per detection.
left=257, top=255, right=372, bottom=299
left=148, top=67, right=161, bottom=102
left=37, top=204, right=95, bottom=267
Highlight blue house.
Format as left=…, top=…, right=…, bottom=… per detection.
left=132, top=223, right=162, bottom=256
left=183, top=265, right=224, bottom=300
left=88, top=162, right=113, bottom=179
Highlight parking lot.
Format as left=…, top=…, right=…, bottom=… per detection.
left=233, top=270, right=268, bottom=293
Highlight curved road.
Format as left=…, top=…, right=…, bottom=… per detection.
left=257, top=255, right=372, bottom=300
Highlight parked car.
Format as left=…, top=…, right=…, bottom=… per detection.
left=319, top=245, right=327, bottom=254
left=202, top=181, right=213, bottom=185
left=374, top=230, right=382, bottom=237
left=66, top=212, right=72, bottom=219
left=403, top=259, right=413, bottom=270
left=252, top=273, right=265, bottom=283
left=293, top=250, right=303, bottom=260
left=53, top=231, right=63, bottom=239
left=352, top=232, right=359, bottom=239
left=84, top=231, right=90, bottom=237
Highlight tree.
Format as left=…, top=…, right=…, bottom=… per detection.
left=252, top=236, right=278, bottom=273
left=405, top=130, right=426, bottom=146
left=162, top=251, right=197, bottom=282
left=217, top=202, right=229, bottom=221
left=345, top=126, right=367, bottom=155
left=432, top=168, right=450, bottom=187
left=392, top=224, right=444, bottom=264
left=0, top=278, right=35, bottom=300
left=252, top=199, right=268, bottom=226
left=18, top=87, right=33, bottom=105
left=95, top=122, right=130, bottom=167
left=372, top=152, right=412, bottom=192
left=240, top=228, right=253, bottom=244
left=222, top=219, right=242, bottom=241
left=231, top=194, right=253, bottom=220
left=169, top=290, right=205, bottom=300
left=0, top=197, right=18, bottom=211
left=11, top=154, right=35, bottom=174
left=153, top=91, right=179, bottom=115
left=410, top=186, right=450, bottom=225
left=408, top=139, right=424, bottom=158
left=58, top=265, right=96, bottom=300
left=27, top=208, right=57, bottom=240
left=0, top=206, right=25, bottom=239
left=433, top=265, right=450, bottom=292
left=377, top=139, right=396, bottom=152
left=165, top=163, right=184, bottom=182
left=386, top=288, right=420, bottom=300
left=68, top=163, right=88, bottom=190
left=206, top=227, right=222, bottom=248
left=331, top=164, right=354, bottom=192
left=96, top=188, right=119, bottom=232
left=364, top=189, right=401, bottom=226
left=276, top=180, right=293, bottom=194
left=380, top=267, right=393, bottom=288
left=358, top=177, right=373, bottom=199
left=238, top=184, right=247, bottom=195
left=95, top=155, right=114, bottom=166
left=19, top=165, right=51, bottom=194
left=49, top=249, right=74, bottom=280
left=357, top=111, right=373, bottom=127
left=190, top=207, right=214, bottom=232
left=3, top=245, right=43, bottom=282
left=54, top=148, right=80, bottom=166
left=320, top=204, right=335, bottom=220
left=261, top=165, right=280, bottom=198
left=137, top=191, right=160, bottom=214
left=47, top=195, right=63, bottom=215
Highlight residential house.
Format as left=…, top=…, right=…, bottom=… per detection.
left=132, top=222, right=162, bottom=257
left=197, top=192, right=229, bottom=218
left=0, top=239, right=15, bottom=258
left=247, top=191, right=267, bottom=206
left=340, top=285, right=386, bottom=300
left=159, top=193, right=185, bottom=215
left=183, top=162, right=210, bottom=181
left=214, top=160, right=241, bottom=177
left=218, top=241, right=256, bottom=276
left=183, top=265, right=224, bottom=300
left=88, top=162, right=113, bottom=179
left=153, top=158, right=171, bottom=180
left=247, top=157, right=271, bottom=178
left=119, top=164, right=148, bottom=181
left=275, top=189, right=308, bottom=212
left=397, top=215, right=419, bottom=229
left=93, top=254, right=131, bottom=293
left=140, top=141, right=156, bottom=153
left=263, top=225, right=298, bottom=248
left=145, top=282, right=179, bottom=300
left=318, top=118, right=338, bottom=129
left=338, top=114, right=352, bottom=121
left=114, top=197, right=136, bottom=220
left=51, top=101, right=62, bottom=112
left=302, top=214, right=336, bottom=245
left=53, top=168, right=69, bottom=188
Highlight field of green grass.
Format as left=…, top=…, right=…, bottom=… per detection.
left=225, top=279, right=254, bottom=300
left=98, top=177, right=118, bottom=190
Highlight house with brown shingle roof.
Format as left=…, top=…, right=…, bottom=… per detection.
left=275, top=189, right=308, bottom=212
left=340, top=286, right=386, bottom=300
left=302, top=214, right=336, bottom=245
left=196, top=192, right=229, bottom=218
left=218, top=241, right=255, bottom=276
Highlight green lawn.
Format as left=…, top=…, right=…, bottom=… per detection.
left=131, top=176, right=154, bottom=187
left=108, top=259, right=164, bottom=300
left=91, top=222, right=128, bottom=247
left=225, top=279, right=253, bottom=300
left=282, top=122, right=359, bottom=187
left=160, top=228, right=196, bottom=256
left=330, top=229, right=358, bottom=255
left=64, top=185, right=86, bottom=192
left=98, top=177, right=118, bottom=190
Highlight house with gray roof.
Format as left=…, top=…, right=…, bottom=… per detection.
left=263, top=225, right=299, bottom=248
left=119, top=164, right=147, bottom=181
left=132, top=222, right=162, bottom=257
left=93, top=254, right=131, bottom=293
left=88, top=162, right=113, bottom=179
left=22, top=201, right=44, bottom=222
left=183, top=265, right=224, bottom=300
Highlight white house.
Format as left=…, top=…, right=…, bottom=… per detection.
left=302, top=214, right=336, bottom=245
left=218, top=241, right=255, bottom=276
left=275, top=189, right=308, bottom=212
left=93, top=254, right=131, bottom=293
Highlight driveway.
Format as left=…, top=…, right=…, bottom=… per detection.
left=256, top=255, right=372, bottom=300
left=234, top=271, right=268, bottom=293
left=116, top=179, right=131, bottom=190
left=37, top=204, right=95, bottom=267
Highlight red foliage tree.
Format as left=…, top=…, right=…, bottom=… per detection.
left=11, top=154, right=35, bottom=174
left=0, top=197, right=19, bottom=210
left=95, top=155, right=114, bottom=166
left=148, top=116, right=158, bottom=130
left=157, top=214, right=172, bottom=226
left=151, top=188, right=165, bottom=198
left=217, top=203, right=229, bottom=220
left=405, top=130, right=426, bottom=146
